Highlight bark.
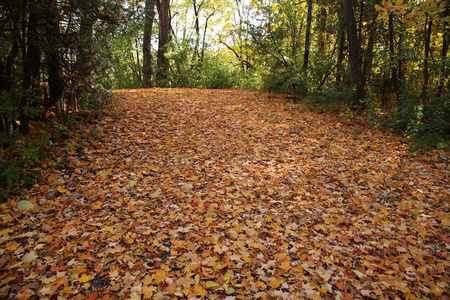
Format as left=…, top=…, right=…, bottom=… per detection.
left=79, top=9, right=94, bottom=79
left=156, top=0, right=170, bottom=82
left=143, top=0, right=156, bottom=88
left=21, top=2, right=41, bottom=134
left=193, top=1, right=201, bottom=59
left=388, top=13, right=399, bottom=96
left=302, top=0, right=313, bottom=73
left=46, top=12, right=64, bottom=112
left=362, top=16, right=376, bottom=89
left=336, top=6, right=346, bottom=84
left=318, top=5, right=327, bottom=54
left=422, top=14, right=432, bottom=100
left=438, top=9, right=448, bottom=96
left=343, top=0, right=364, bottom=107
left=201, top=10, right=215, bottom=62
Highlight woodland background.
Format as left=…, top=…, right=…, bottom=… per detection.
left=0, top=0, right=449, bottom=199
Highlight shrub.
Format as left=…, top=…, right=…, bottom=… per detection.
left=383, top=92, right=449, bottom=150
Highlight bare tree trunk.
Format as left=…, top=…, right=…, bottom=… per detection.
left=318, top=4, right=326, bottom=54
left=388, top=13, right=399, bottom=97
left=21, top=2, right=41, bottom=134
left=46, top=11, right=64, bottom=112
left=343, top=0, right=364, bottom=108
left=302, top=0, right=313, bottom=73
left=422, top=14, right=432, bottom=100
left=156, top=0, right=170, bottom=83
left=193, top=1, right=201, bottom=60
left=143, top=0, right=156, bottom=88
left=336, top=6, right=346, bottom=84
left=201, top=10, right=215, bottom=62
left=438, top=7, right=448, bottom=96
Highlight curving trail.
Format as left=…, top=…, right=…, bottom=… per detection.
left=1, top=88, right=449, bottom=299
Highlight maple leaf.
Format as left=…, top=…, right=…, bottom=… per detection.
left=78, top=274, right=92, bottom=283
left=152, top=270, right=166, bottom=284
left=1, top=89, right=449, bottom=300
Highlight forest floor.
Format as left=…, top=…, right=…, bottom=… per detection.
left=0, top=88, right=449, bottom=300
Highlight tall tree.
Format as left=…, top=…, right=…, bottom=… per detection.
left=422, top=13, right=432, bottom=100
left=343, top=0, right=364, bottom=107
left=156, top=0, right=171, bottom=82
left=438, top=5, right=449, bottom=96
left=20, top=1, right=42, bottom=134
left=302, top=0, right=313, bottom=73
left=45, top=4, right=64, bottom=111
left=143, top=0, right=156, bottom=88
left=388, top=12, right=399, bottom=97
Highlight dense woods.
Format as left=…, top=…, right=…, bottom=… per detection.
left=0, top=0, right=449, bottom=196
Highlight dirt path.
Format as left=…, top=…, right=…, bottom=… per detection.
left=1, top=88, right=448, bottom=299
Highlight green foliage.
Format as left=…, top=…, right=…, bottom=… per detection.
left=200, top=56, right=237, bottom=89
left=166, top=41, right=260, bottom=90
left=0, top=132, right=54, bottom=201
left=374, top=92, right=450, bottom=150
left=236, top=68, right=263, bottom=91
left=262, top=67, right=308, bottom=97
left=166, top=40, right=201, bottom=87
left=314, top=83, right=351, bottom=111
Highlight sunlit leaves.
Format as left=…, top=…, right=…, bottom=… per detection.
left=0, top=89, right=448, bottom=299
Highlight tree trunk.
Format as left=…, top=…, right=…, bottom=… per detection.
left=143, top=0, right=156, bottom=88
left=302, top=0, right=313, bottom=73
left=201, top=10, right=215, bottom=62
left=46, top=12, right=64, bottom=112
left=388, top=13, right=399, bottom=97
left=193, top=1, right=201, bottom=60
left=336, top=6, right=346, bottom=84
left=422, top=14, right=432, bottom=100
left=156, top=0, right=170, bottom=83
left=438, top=8, right=448, bottom=96
left=362, top=14, right=376, bottom=90
left=318, top=4, right=327, bottom=54
left=343, top=0, right=364, bottom=107
left=21, top=2, right=41, bottom=134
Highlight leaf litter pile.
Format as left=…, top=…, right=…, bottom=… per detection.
left=1, top=89, right=449, bottom=300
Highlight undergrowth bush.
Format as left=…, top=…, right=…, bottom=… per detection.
left=0, top=132, right=54, bottom=201
left=200, top=56, right=237, bottom=89
left=369, top=92, right=449, bottom=150
left=262, top=67, right=308, bottom=97
left=314, top=83, right=350, bottom=112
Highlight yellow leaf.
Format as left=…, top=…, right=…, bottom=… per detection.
left=142, top=286, right=153, bottom=299
left=6, top=242, right=21, bottom=252
left=78, top=274, right=92, bottom=283
left=223, top=271, right=231, bottom=283
left=256, top=281, right=266, bottom=290
left=123, top=232, right=135, bottom=244
left=57, top=186, right=68, bottom=193
left=268, top=277, right=282, bottom=289
left=205, top=281, right=221, bottom=289
left=442, top=218, right=450, bottom=226
left=192, top=285, right=206, bottom=297
left=152, top=269, right=166, bottom=284
left=430, top=283, right=444, bottom=296
left=105, top=226, right=114, bottom=232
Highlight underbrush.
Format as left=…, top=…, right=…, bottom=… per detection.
left=290, top=85, right=449, bottom=151
left=0, top=110, right=110, bottom=202
left=0, top=129, right=55, bottom=202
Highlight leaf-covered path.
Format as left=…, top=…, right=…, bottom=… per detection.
left=1, top=89, right=449, bottom=299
